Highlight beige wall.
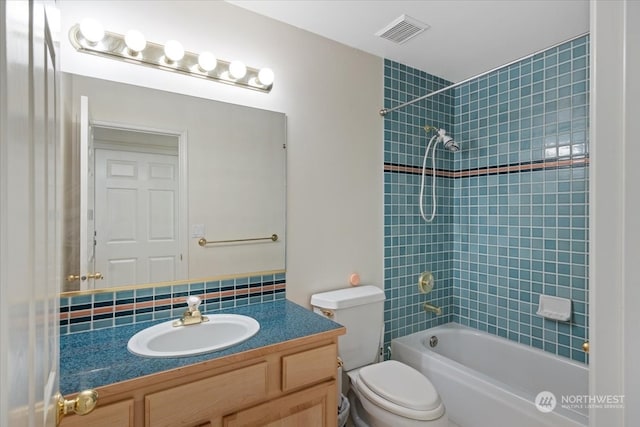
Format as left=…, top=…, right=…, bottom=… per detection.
left=59, top=0, right=384, bottom=306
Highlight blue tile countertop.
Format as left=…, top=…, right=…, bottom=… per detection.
left=60, top=300, right=344, bottom=395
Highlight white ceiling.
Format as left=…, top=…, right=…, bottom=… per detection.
left=227, top=0, right=589, bottom=83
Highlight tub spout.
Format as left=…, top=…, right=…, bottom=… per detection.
left=423, top=302, right=442, bottom=315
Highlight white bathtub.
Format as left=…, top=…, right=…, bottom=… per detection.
left=391, top=323, right=588, bottom=427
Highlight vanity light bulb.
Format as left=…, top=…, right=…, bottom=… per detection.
left=229, top=61, right=247, bottom=79
left=79, top=18, right=104, bottom=44
left=198, top=52, right=217, bottom=72
left=257, top=68, right=274, bottom=86
left=164, top=40, right=184, bottom=62
left=125, top=30, right=147, bottom=53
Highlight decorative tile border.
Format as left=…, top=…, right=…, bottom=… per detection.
left=59, top=271, right=286, bottom=335
left=384, top=162, right=457, bottom=178
left=384, top=157, right=589, bottom=178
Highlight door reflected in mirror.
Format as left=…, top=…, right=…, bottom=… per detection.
left=93, top=125, right=183, bottom=288
left=62, top=73, right=286, bottom=292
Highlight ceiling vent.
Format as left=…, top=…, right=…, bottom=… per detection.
left=375, top=14, right=430, bottom=44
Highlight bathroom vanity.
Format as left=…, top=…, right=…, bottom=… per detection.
left=59, top=301, right=345, bottom=427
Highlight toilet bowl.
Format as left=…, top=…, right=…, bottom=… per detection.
left=310, top=286, right=449, bottom=427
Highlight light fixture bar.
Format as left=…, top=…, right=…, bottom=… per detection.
left=69, top=24, right=274, bottom=93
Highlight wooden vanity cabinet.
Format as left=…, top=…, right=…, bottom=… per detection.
left=145, top=361, right=271, bottom=426
left=223, top=381, right=336, bottom=427
left=60, top=398, right=134, bottom=427
left=60, top=331, right=343, bottom=427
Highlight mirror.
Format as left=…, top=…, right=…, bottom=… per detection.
left=62, top=73, right=286, bottom=292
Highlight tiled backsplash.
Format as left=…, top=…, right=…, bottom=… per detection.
left=60, top=271, right=286, bottom=334
left=384, top=35, right=589, bottom=363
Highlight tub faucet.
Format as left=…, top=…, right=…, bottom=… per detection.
left=173, top=296, right=209, bottom=327
left=423, top=302, right=442, bottom=316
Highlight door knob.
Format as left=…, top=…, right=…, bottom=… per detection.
left=66, top=273, right=103, bottom=282
left=56, top=389, right=98, bottom=425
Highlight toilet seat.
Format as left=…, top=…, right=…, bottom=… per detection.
left=356, top=360, right=444, bottom=421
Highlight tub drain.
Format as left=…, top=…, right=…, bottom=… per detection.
left=429, top=335, right=438, bottom=348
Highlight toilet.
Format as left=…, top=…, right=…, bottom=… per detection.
left=311, top=286, right=449, bottom=427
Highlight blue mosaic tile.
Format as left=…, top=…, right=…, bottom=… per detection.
left=384, top=35, right=589, bottom=363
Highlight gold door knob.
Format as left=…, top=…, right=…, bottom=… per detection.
left=56, top=389, right=98, bottom=425
left=66, top=274, right=81, bottom=282
left=582, top=341, right=589, bottom=353
left=87, top=272, right=103, bottom=280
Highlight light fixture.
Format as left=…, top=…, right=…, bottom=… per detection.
left=164, top=40, right=184, bottom=63
left=124, top=30, right=146, bottom=54
left=197, top=52, right=217, bottom=72
left=228, top=61, right=247, bottom=79
left=68, top=22, right=274, bottom=93
left=79, top=18, right=104, bottom=44
left=258, top=68, right=275, bottom=86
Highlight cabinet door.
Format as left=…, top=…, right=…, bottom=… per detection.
left=61, top=399, right=134, bottom=427
left=223, top=381, right=336, bottom=427
left=145, top=362, right=268, bottom=427
left=281, top=344, right=336, bottom=392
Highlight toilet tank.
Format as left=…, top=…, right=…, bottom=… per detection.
left=310, top=286, right=385, bottom=371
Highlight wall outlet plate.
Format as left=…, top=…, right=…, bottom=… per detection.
left=191, top=224, right=205, bottom=238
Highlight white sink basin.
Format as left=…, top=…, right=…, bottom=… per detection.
left=127, top=314, right=260, bottom=358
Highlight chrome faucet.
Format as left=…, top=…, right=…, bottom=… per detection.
left=173, top=295, right=209, bottom=327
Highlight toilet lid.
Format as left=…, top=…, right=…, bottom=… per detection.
left=358, top=360, right=441, bottom=412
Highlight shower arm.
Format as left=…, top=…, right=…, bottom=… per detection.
left=423, top=125, right=438, bottom=135
left=423, top=126, right=448, bottom=143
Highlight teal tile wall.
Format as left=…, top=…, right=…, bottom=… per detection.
left=383, top=34, right=589, bottom=363
left=384, top=60, right=455, bottom=171
left=454, top=37, right=589, bottom=168
left=452, top=35, right=589, bottom=363
left=383, top=60, right=455, bottom=352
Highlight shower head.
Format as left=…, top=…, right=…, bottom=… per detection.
left=436, top=129, right=460, bottom=152
left=423, top=126, right=460, bottom=152
left=442, top=135, right=460, bottom=152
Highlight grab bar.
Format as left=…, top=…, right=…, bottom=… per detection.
left=198, top=234, right=278, bottom=247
